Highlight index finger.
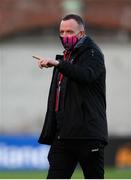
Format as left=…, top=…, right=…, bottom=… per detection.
left=32, top=55, right=41, bottom=60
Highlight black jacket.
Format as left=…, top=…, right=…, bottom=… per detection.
left=38, top=36, right=108, bottom=145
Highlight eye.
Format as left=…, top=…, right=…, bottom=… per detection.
left=67, top=30, right=74, bottom=34
left=59, top=30, right=75, bottom=36
left=60, top=30, right=64, bottom=36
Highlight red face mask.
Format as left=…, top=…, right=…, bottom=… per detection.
left=60, top=35, right=79, bottom=51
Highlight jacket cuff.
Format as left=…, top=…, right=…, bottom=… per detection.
left=56, top=59, right=64, bottom=68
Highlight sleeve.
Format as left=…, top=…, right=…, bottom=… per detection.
left=56, top=49, right=106, bottom=84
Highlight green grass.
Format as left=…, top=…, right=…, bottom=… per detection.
left=0, top=167, right=131, bottom=179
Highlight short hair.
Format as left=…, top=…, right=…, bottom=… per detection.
left=62, top=14, right=85, bottom=28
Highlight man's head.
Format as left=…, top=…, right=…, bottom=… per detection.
left=60, top=14, right=85, bottom=38
left=59, top=14, right=86, bottom=50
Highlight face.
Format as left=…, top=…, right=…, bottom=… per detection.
left=59, top=19, right=85, bottom=39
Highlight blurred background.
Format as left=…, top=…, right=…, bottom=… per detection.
left=0, top=0, right=131, bottom=178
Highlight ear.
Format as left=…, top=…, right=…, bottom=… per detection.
left=79, top=31, right=85, bottom=38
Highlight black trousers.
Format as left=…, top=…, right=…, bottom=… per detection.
left=47, top=138, right=105, bottom=179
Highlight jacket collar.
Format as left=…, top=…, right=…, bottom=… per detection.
left=74, top=35, right=93, bottom=49
left=70, top=36, right=93, bottom=58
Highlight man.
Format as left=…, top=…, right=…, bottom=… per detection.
left=35, top=14, right=108, bottom=179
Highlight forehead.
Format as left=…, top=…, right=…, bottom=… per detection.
left=60, top=19, right=79, bottom=30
